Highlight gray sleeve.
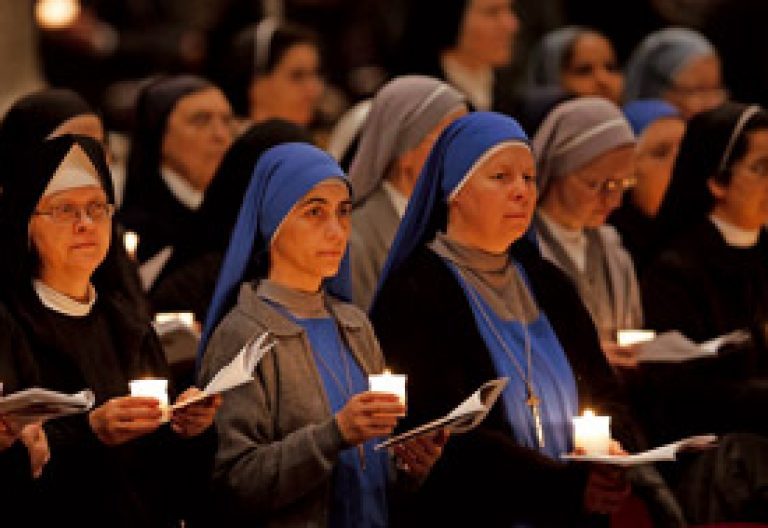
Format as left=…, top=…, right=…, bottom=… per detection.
left=201, top=322, right=347, bottom=515
left=349, top=229, right=379, bottom=311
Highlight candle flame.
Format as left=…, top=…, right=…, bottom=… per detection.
left=35, top=0, right=81, bottom=29
left=583, top=409, right=595, bottom=417
left=383, top=368, right=391, bottom=375
left=123, top=231, right=139, bottom=255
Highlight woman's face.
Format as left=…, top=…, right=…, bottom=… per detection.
left=29, top=186, right=112, bottom=281
left=269, top=181, right=352, bottom=289
left=162, top=87, right=235, bottom=192
left=448, top=143, right=536, bottom=253
left=50, top=114, right=105, bottom=144
left=250, top=43, right=324, bottom=127
left=561, top=33, right=624, bottom=105
left=664, top=54, right=726, bottom=120
left=542, top=145, right=635, bottom=229
left=631, top=117, right=686, bottom=217
left=456, top=0, right=519, bottom=68
left=710, top=129, right=768, bottom=230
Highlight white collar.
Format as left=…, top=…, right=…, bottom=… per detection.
left=33, top=279, right=97, bottom=317
left=160, top=165, right=204, bottom=210
left=710, top=214, right=760, bottom=248
left=441, top=54, right=493, bottom=111
left=382, top=181, right=409, bottom=218
left=537, top=211, right=588, bottom=273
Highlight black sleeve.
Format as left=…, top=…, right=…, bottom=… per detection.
left=372, top=251, right=589, bottom=526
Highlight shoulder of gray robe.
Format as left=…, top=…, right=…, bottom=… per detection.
left=350, top=187, right=400, bottom=310
left=596, top=224, right=644, bottom=329
left=199, top=281, right=385, bottom=526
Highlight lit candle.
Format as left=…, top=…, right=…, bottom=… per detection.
left=35, top=0, right=80, bottom=29
left=123, top=231, right=139, bottom=260
left=129, top=378, right=169, bottom=422
left=572, top=409, right=611, bottom=456
left=368, top=369, right=407, bottom=408
left=154, top=312, right=195, bottom=329
left=616, top=329, right=656, bottom=347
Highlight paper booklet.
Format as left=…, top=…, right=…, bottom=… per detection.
left=0, top=388, right=95, bottom=427
left=375, top=377, right=509, bottom=450
left=637, top=330, right=749, bottom=363
left=561, top=434, right=717, bottom=467
left=172, top=331, right=274, bottom=410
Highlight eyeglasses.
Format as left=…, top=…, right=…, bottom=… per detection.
left=32, top=202, right=115, bottom=224
left=668, top=84, right=728, bottom=101
left=577, top=176, right=637, bottom=196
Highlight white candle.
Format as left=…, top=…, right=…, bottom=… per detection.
left=123, top=231, right=139, bottom=260
left=129, top=378, right=169, bottom=422
left=572, top=409, right=611, bottom=455
left=616, top=329, right=656, bottom=347
left=154, top=312, right=195, bottom=329
left=35, top=0, right=80, bottom=29
left=368, top=369, right=407, bottom=408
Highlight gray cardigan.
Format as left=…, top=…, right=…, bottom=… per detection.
left=200, top=282, right=386, bottom=527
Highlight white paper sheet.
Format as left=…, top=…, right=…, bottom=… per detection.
left=637, top=330, right=749, bottom=363
left=0, top=388, right=95, bottom=426
left=375, top=378, right=509, bottom=450
left=172, top=331, right=274, bottom=410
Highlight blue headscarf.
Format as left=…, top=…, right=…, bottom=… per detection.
left=624, top=27, right=716, bottom=101
left=198, top=143, right=351, bottom=360
left=375, top=111, right=578, bottom=458
left=623, top=99, right=681, bottom=136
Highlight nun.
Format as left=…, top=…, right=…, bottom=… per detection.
left=119, top=75, right=235, bottom=272
left=525, top=27, right=624, bottom=105
left=609, top=100, right=685, bottom=273
left=348, top=75, right=467, bottom=309
left=532, top=97, right=642, bottom=364
left=371, top=112, right=635, bottom=526
left=198, top=143, right=445, bottom=527
left=643, top=102, right=768, bottom=344
left=624, top=28, right=726, bottom=119
left=396, top=0, right=519, bottom=114
left=0, top=135, right=220, bottom=527
left=222, top=19, right=324, bottom=128
left=149, top=119, right=311, bottom=322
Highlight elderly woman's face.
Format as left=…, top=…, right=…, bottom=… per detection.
left=457, top=0, right=519, bottom=67
left=561, top=33, right=624, bottom=105
left=631, top=117, right=686, bottom=217
left=251, top=43, right=324, bottom=127
left=449, top=144, right=536, bottom=252
left=29, top=186, right=112, bottom=280
left=162, top=87, right=235, bottom=192
left=710, top=129, right=768, bottom=230
left=664, top=54, right=726, bottom=120
left=270, top=181, right=352, bottom=287
left=546, top=145, right=635, bottom=229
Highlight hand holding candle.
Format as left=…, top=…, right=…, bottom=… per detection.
left=573, top=409, right=611, bottom=456
left=368, top=369, right=407, bottom=411
left=129, top=379, right=170, bottom=422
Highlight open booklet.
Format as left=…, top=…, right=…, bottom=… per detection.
left=636, top=330, right=749, bottom=363
left=375, top=377, right=509, bottom=450
left=172, top=331, right=274, bottom=410
left=561, top=434, right=717, bottom=467
left=0, top=388, right=95, bottom=427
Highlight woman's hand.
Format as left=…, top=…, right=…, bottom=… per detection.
left=19, top=423, right=50, bottom=478
left=601, top=341, right=639, bottom=368
left=171, top=388, right=221, bottom=438
left=393, top=429, right=449, bottom=480
left=335, top=392, right=405, bottom=446
left=88, top=396, right=164, bottom=445
left=582, top=439, right=631, bottom=515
